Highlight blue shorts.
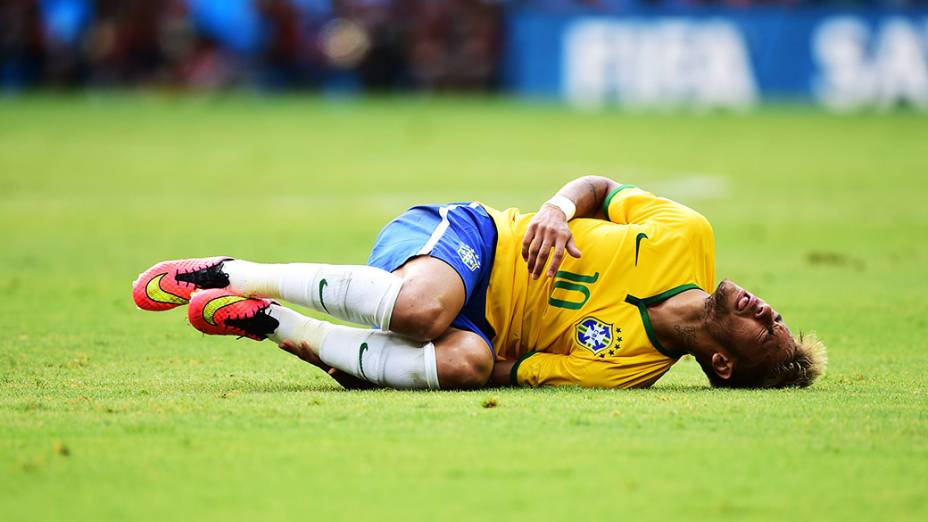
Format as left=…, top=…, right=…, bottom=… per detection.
left=367, top=202, right=497, bottom=353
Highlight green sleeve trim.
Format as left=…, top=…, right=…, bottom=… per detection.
left=509, top=351, right=538, bottom=386
left=602, top=184, right=637, bottom=221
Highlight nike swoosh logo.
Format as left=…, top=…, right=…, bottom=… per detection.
left=319, top=279, right=329, bottom=313
left=358, top=342, right=369, bottom=380
left=203, top=295, right=248, bottom=326
left=146, top=273, right=189, bottom=305
left=635, top=233, right=649, bottom=266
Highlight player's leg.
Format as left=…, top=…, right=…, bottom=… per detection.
left=221, top=259, right=405, bottom=330
left=280, top=327, right=493, bottom=390
left=387, top=256, right=466, bottom=342
left=133, top=255, right=461, bottom=341
left=223, top=255, right=463, bottom=342
left=134, top=203, right=486, bottom=344
left=224, top=202, right=489, bottom=343
left=431, top=327, right=494, bottom=389
left=187, top=289, right=490, bottom=389
left=270, top=299, right=491, bottom=389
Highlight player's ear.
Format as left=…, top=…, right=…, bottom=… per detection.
left=711, top=352, right=733, bottom=380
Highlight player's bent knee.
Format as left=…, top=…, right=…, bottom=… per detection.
left=392, top=287, right=455, bottom=341
left=436, top=335, right=494, bottom=390
left=417, top=305, right=454, bottom=341
left=389, top=258, right=466, bottom=341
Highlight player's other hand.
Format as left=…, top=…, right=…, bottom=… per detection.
left=278, top=340, right=376, bottom=390
left=521, top=203, right=582, bottom=279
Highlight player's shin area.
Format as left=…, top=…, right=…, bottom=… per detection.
left=265, top=299, right=493, bottom=390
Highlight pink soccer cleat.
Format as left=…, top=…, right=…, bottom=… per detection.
left=187, top=289, right=279, bottom=341
left=132, top=256, right=232, bottom=311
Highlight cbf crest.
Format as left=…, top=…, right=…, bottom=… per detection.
left=576, top=316, right=621, bottom=357
left=457, top=242, right=480, bottom=272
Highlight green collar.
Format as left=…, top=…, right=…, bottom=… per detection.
left=624, top=284, right=702, bottom=359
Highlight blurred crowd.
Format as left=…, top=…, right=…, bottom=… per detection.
left=2, top=0, right=926, bottom=93
left=0, top=0, right=502, bottom=92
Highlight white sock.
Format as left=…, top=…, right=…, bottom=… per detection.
left=267, top=304, right=440, bottom=390
left=224, top=260, right=403, bottom=330
left=266, top=303, right=329, bottom=348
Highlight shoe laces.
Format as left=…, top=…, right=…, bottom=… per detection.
left=176, top=261, right=231, bottom=289
left=226, top=305, right=279, bottom=339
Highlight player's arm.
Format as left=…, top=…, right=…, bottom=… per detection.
left=491, top=352, right=666, bottom=389
left=522, top=176, right=620, bottom=279
left=489, top=360, right=517, bottom=386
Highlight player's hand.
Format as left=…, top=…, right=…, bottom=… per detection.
left=278, top=340, right=376, bottom=390
left=521, top=203, right=582, bottom=279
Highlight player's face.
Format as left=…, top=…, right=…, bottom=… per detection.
left=708, top=280, right=796, bottom=370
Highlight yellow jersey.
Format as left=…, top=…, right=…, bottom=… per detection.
left=481, top=185, right=715, bottom=389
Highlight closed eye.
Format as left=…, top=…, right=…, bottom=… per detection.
left=767, top=315, right=783, bottom=339
left=765, top=319, right=780, bottom=339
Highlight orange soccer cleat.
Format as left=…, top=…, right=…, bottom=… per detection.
left=187, top=289, right=279, bottom=341
left=132, top=256, right=232, bottom=311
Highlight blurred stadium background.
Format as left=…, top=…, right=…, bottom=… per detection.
left=3, top=0, right=928, bottom=109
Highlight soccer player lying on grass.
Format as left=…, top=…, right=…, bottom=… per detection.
left=133, top=177, right=826, bottom=390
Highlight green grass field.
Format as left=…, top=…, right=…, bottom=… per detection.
left=1, top=95, right=926, bottom=521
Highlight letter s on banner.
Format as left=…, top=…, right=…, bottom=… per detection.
left=814, top=16, right=928, bottom=111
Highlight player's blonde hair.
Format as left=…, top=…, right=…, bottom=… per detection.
left=701, top=331, right=828, bottom=389
left=760, top=331, right=828, bottom=388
